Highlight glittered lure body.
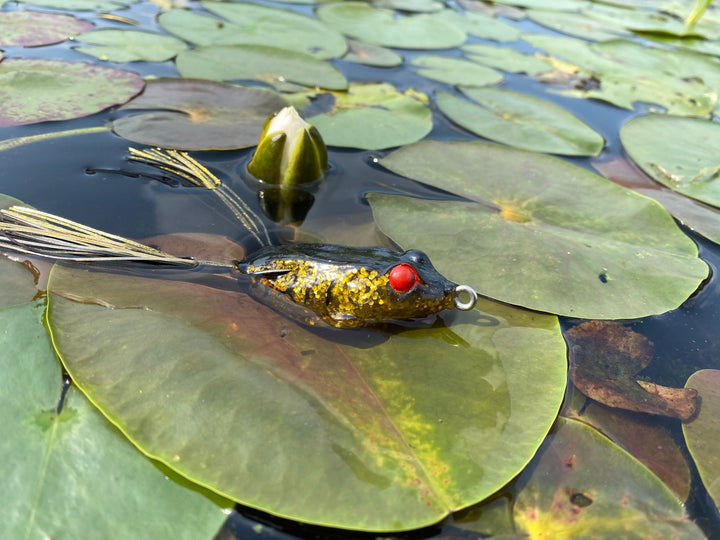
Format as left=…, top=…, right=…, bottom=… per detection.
left=236, top=243, right=459, bottom=328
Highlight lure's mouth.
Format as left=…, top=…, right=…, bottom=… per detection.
left=453, top=284, right=478, bottom=311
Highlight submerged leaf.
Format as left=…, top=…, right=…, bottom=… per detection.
left=566, top=321, right=698, bottom=420
left=371, top=140, right=708, bottom=319
left=46, top=261, right=567, bottom=532
left=621, top=115, right=720, bottom=208
left=0, top=11, right=93, bottom=47
left=513, top=418, right=702, bottom=538
left=111, top=78, right=287, bottom=150
left=0, top=58, right=144, bottom=127
left=316, top=2, right=466, bottom=49
left=74, top=29, right=187, bottom=62
left=175, top=45, right=348, bottom=90
left=683, top=370, right=720, bottom=511
left=436, top=87, right=604, bottom=156
left=308, top=83, right=432, bottom=150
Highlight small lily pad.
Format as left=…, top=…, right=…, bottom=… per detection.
left=343, top=39, right=403, bottom=67
left=307, top=83, right=432, bottom=150
left=0, top=58, right=144, bottom=127
left=0, top=11, right=93, bottom=47
left=620, top=115, right=720, bottom=208
left=513, top=418, right=702, bottom=538
left=373, top=0, right=443, bottom=12
left=683, top=370, right=720, bottom=511
left=371, top=140, right=708, bottom=319
left=434, top=9, right=520, bottom=42
left=316, top=2, right=467, bottom=49
left=436, top=87, right=604, bottom=156
left=411, top=56, right=504, bottom=87
left=462, top=44, right=552, bottom=75
left=175, top=45, right=348, bottom=90
left=74, top=29, right=187, bottom=63
left=111, top=78, right=287, bottom=150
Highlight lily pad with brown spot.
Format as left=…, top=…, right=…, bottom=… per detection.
left=111, top=79, right=286, bottom=150
left=566, top=321, right=698, bottom=420
left=0, top=58, right=144, bottom=127
left=0, top=11, right=93, bottom=47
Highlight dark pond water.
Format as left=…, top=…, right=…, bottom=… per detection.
left=3, top=0, right=720, bottom=538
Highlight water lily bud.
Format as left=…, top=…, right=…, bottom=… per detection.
left=248, top=106, right=328, bottom=186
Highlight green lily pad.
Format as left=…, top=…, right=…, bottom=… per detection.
left=343, top=39, right=403, bottom=67
left=683, top=369, right=720, bottom=511
left=527, top=9, right=627, bottom=41
left=175, top=45, right=347, bottom=90
left=434, top=9, right=520, bottom=42
left=316, top=2, right=467, bottom=49
left=462, top=44, right=552, bottom=75
left=0, top=298, right=227, bottom=540
left=46, top=261, right=567, bottom=532
left=159, top=3, right=346, bottom=60
left=525, top=33, right=718, bottom=117
left=111, top=78, right=286, bottom=150
left=513, top=418, right=702, bottom=537
left=620, top=115, right=720, bottom=208
left=371, top=140, right=708, bottom=319
left=411, top=56, right=504, bottom=86
left=436, top=87, right=604, bottom=156
left=488, top=0, right=589, bottom=8
left=73, top=29, right=187, bottom=63
left=635, top=188, right=720, bottom=246
left=0, top=11, right=93, bottom=47
left=373, top=0, right=444, bottom=12
left=0, top=58, right=144, bottom=128
left=308, top=83, right=432, bottom=150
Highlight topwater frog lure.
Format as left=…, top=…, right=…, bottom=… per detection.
left=0, top=148, right=477, bottom=328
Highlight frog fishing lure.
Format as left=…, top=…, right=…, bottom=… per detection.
left=0, top=148, right=477, bottom=329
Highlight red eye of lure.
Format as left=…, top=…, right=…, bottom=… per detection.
left=388, top=263, right=419, bottom=292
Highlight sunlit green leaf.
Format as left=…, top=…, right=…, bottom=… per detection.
left=621, top=115, right=720, bottom=208
left=513, top=418, right=702, bottom=537
left=46, top=260, right=567, bottom=532
left=0, top=11, right=92, bottom=47
left=373, top=0, right=443, bottom=12
left=411, top=56, right=503, bottom=86
left=343, top=39, right=403, bottom=67
left=0, top=298, right=227, bottom=540
left=371, top=140, right=708, bottom=319
left=175, top=44, right=347, bottom=90
left=683, top=369, right=720, bottom=512
left=434, top=9, right=520, bottom=42
left=307, top=83, right=432, bottom=150
left=436, top=87, right=604, bottom=156
left=74, top=29, right=187, bottom=63
left=525, top=33, right=717, bottom=116
left=463, top=44, right=552, bottom=75
left=316, top=2, right=466, bottom=49
left=527, top=9, right=627, bottom=40
left=111, top=78, right=287, bottom=150
left=0, top=58, right=144, bottom=127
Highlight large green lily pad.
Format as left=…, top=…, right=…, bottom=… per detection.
left=683, top=370, right=720, bottom=511
left=370, top=140, right=708, bottom=319
left=74, top=29, right=187, bottom=63
left=175, top=44, right=347, bottom=90
left=308, top=83, right=432, bottom=150
left=513, top=418, right=702, bottom=537
left=527, top=9, right=627, bottom=41
left=159, top=3, right=347, bottom=60
left=0, top=11, right=93, bottom=47
left=436, top=87, right=604, bottom=156
left=0, top=58, right=144, bottom=127
left=46, top=261, right=567, bottom=532
left=525, top=33, right=718, bottom=117
left=316, top=2, right=466, bottom=49
left=411, top=56, right=504, bottom=86
left=620, top=115, right=720, bottom=208
left=111, top=78, right=286, bottom=150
